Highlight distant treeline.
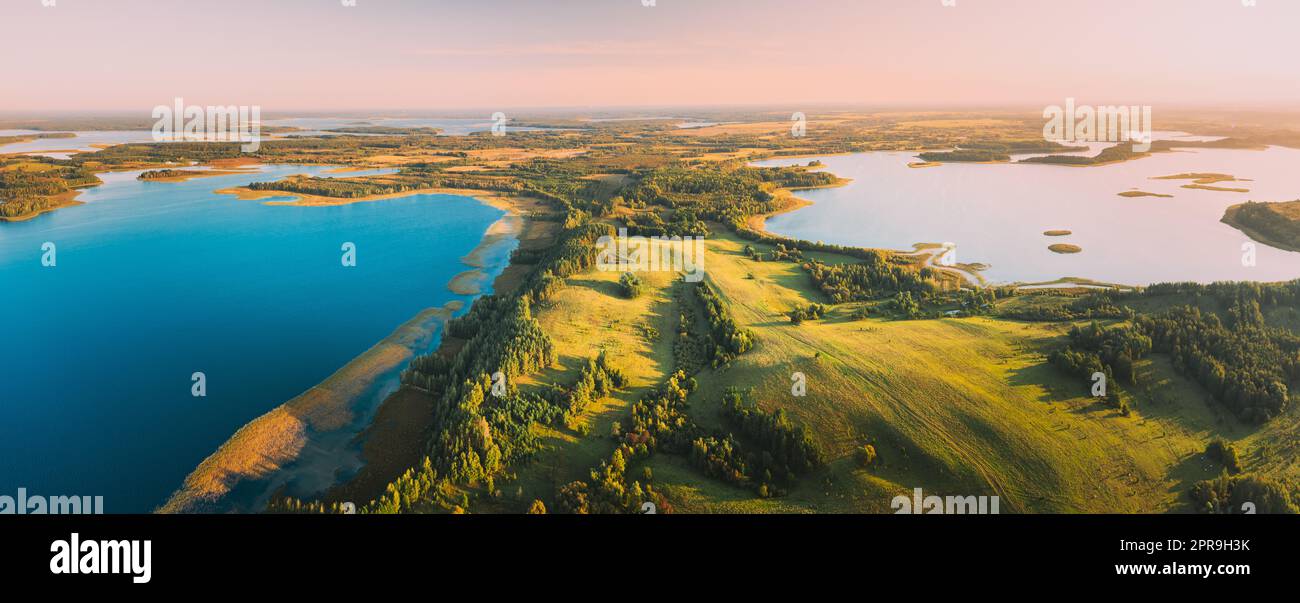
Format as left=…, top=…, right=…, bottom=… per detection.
left=1019, top=141, right=1146, bottom=165
left=960, top=139, right=1087, bottom=153
left=1019, top=138, right=1257, bottom=166
left=918, top=134, right=1095, bottom=162
left=323, top=126, right=441, bottom=135
left=0, top=132, right=74, bottom=146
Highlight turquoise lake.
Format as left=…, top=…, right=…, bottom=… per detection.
left=0, top=166, right=510, bottom=512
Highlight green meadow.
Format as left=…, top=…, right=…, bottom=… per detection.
left=475, top=228, right=1286, bottom=513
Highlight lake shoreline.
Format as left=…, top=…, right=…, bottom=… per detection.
left=0, top=189, right=85, bottom=222
left=1221, top=203, right=1300, bottom=253
left=745, top=174, right=987, bottom=285
left=157, top=302, right=462, bottom=513
left=0, top=156, right=264, bottom=222
left=158, top=187, right=536, bottom=513
left=320, top=194, right=556, bottom=508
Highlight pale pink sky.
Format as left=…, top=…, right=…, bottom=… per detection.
left=1, top=0, right=1296, bottom=112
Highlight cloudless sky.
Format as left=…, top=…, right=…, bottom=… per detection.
left=1, top=0, right=1296, bottom=112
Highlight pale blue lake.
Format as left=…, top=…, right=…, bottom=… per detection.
left=753, top=142, right=1300, bottom=285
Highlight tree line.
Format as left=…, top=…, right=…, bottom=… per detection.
left=695, top=280, right=755, bottom=367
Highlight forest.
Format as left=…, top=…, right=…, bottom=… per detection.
left=803, top=255, right=951, bottom=302
left=0, top=160, right=99, bottom=219
left=1040, top=284, right=1297, bottom=423
left=1224, top=200, right=1300, bottom=249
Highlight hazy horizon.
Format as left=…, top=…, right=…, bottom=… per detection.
left=3, top=0, right=1298, bottom=113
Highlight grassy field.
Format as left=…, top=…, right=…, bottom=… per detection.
left=481, top=265, right=681, bottom=511
left=643, top=231, right=1260, bottom=513
left=474, top=227, right=1289, bottom=513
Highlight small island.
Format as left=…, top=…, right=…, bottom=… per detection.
left=1118, top=190, right=1173, bottom=198
left=917, top=149, right=1009, bottom=163
left=1019, top=141, right=1147, bottom=165
left=914, top=138, right=1087, bottom=163
left=139, top=169, right=197, bottom=180
left=1043, top=229, right=1072, bottom=236
left=1153, top=172, right=1250, bottom=193
left=1048, top=243, right=1082, bottom=254
left=1019, top=138, right=1261, bottom=167
left=138, top=168, right=249, bottom=182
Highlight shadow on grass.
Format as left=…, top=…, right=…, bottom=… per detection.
left=1006, top=361, right=1073, bottom=405
left=567, top=276, right=625, bottom=299
left=1164, top=450, right=1221, bottom=513
left=768, top=266, right=830, bottom=303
